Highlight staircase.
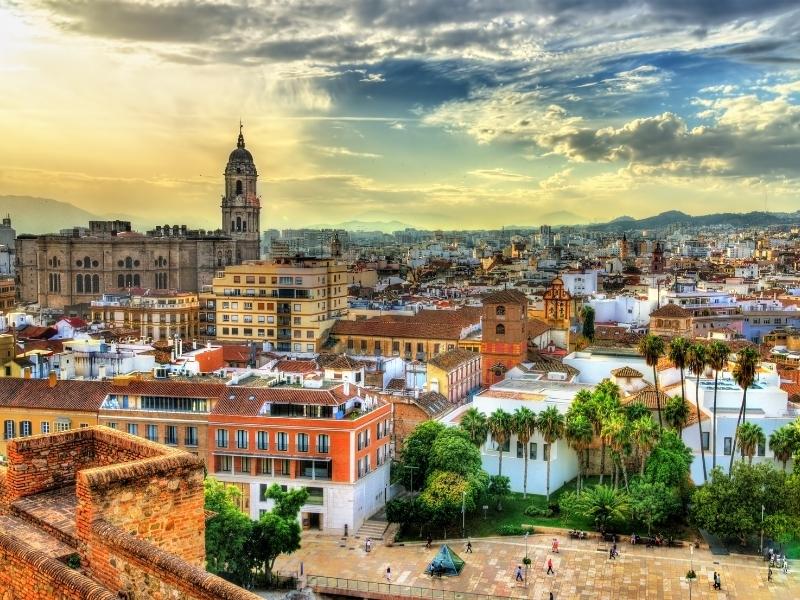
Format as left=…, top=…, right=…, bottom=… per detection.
left=356, top=519, right=388, bottom=540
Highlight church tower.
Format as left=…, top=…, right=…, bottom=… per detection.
left=221, top=123, right=261, bottom=261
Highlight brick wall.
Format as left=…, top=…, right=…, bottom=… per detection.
left=0, top=531, right=115, bottom=600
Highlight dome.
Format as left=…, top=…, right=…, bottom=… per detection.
left=227, top=124, right=254, bottom=163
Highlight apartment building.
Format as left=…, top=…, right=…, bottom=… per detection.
left=209, top=383, right=392, bottom=534
left=90, top=289, right=200, bottom=341
left=426, top=347, right=482, bottom=404
left=199, top=257, right=348, bottom=352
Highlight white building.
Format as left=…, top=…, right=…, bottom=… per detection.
left=560, top=270, right=599, bottom=297
left=588, top=294, right=650, bottom=328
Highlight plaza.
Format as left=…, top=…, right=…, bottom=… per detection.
left=275, top=532, right=799, bottom=599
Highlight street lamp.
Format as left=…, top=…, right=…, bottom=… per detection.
left=524, top=532, right=530, bottom=584
left=403, top=465, right=418, bottom=495
left=688, top=545, right=694, bottom=600
left=461, top=490, right=466, bottom=537
left=760, top=483, right=766, bottom=556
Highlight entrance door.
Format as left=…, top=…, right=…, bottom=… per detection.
left=308, top=512, right=321, bottom=529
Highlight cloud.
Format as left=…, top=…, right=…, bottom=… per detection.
left=467, top=168, right=533, bottom=181
left=310, top=145, right=383, bottom=159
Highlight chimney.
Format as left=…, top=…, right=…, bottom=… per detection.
left=48, top=370, right=57, bottom=388
left=98, top=365, right=107, bottom=380
left=344, top=381, right=350, bottom=396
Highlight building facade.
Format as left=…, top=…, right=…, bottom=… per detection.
left=481, top=289, right=529, bottom=385
left=426, top=347, right=482, bottom=404
left=90, top=290, right=200, bottom=341
left=16, top=128, right=262, bottom=312
left=199, top=257, right=348, bottom=352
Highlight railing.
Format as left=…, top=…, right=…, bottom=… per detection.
left=306, top=575, right=518, bottom=599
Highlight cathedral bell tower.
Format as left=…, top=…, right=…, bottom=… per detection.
left=221, top=122, right=261, bottom=261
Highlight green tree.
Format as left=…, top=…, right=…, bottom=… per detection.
left=565, top=413, right=593, bottom=492
left=638, top=334, right=666, bottom=427
left=664, top=395, right=689, bottom=437
left=736, top=422, right=765, bottom=465
left=204, top=478, right=255, bottom=586
left=401, top=420, right=445, bottom=490
left=706, top=341, right=730, bottom=471
left=668, top=336, right=690, bottom=403
left=630, top=416, right=660, bottom=477
left=729, top=346, right=760, bottom=472
left=581, top=305, right=595, bottom=341
left=625, top=401, right=651, bottom=423
left=250, top=512, right=302, bottom=585
left=459, top=407, right=488, bottom=448
left=687, top=343, right=709, bottom=482
left=512, top=406, right=538, bottom=497
left=574, top=485, right=630, bottom=533
left=629, top=481, right=680, bottom=535
left=768, top=425, right=799, bottom=471
left=487, top=474, right=512, bottom=511
left=430, top=427, right=482, bottom=477
left=644, top=429, right=693, bottom=489
left=601, top=412, right=630, bottom=490
left=538, top=406, right=566, bottom=502
left=418, top=470, right=479, bottom=536
left=487, top=408, right=513, bottom=477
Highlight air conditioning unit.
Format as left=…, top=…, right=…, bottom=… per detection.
left=547, top=371, right=567, bottom=381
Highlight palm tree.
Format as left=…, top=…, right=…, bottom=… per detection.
left=664, top=395, right=690, bottom=437
left=538, top=406, right=566, bottom=503
left=686, top=343, right=708, bottom=482
left=601, top=413, right=630, bottom=490
left=768, top=426, right=797, bottom=472
left=668, top=337, right=690, bottom=401
left=577, top=485, right=630, bottom=534
left=707, top=341, right=730, bottom=471
left=460, top=407, right=488, bottom=448
left=565, top=413, right=593, bottom=493
left=638, top=334, right=666, bottom=427
left=487, top=409, right=513, bottom=477
left=737, top=422, right=765, bottom=465
left=592, top=390, right=620, bottom=485
left=630, top=416, right=660, bottom=477
left=729, top=347, right=760, bottom=472
left=512, top=407, right=537, bottom=497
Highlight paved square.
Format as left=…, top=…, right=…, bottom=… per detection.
left=275, top=533, right=799, bottom=598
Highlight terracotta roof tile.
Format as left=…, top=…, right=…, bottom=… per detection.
left=528, top=318, right=551, bottom=339
left=0, top=379, right=109, bottom=412
left=413, top=391, right=451, bottom=417
left=317, top=354, right=364, bottom=370
left=650, top=303, right=692, bottom=317
left=481, top=289, right=529, bottom=305
left=331, top=309, right=479, bottom=340
left=274, top=359, right=319, bottom=374
left=611, top=366, right=644, bottom=378
left=428, top=348, right=479, bottom=372
left=386, top=378, right=406, bottom=391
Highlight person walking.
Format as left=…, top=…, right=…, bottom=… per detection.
left=782, top=556, right=789, bottom=574
left=425, top=535, right=432, bottom=549
left=515, top=565, right=524, bottom=582
left=768, top=566, right=773, bottom=582
left=385, top=566, right=392, bottom=582
left=715, top=572, right=722, bottom=590
left=365, top=537, right=371, bottom=553
left=546, top=558, right=555, bottom=575
left=552, top=538, right=559, bottom=553
left=465, top=540, right=473, bottom=554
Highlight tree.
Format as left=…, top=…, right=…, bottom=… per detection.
left=487, top=474, right=511, bottom=511
left=601, top=412, right=630, bottom=490
left=565, top=413, right=593, bottom=492
left=204, top=478, right=256, bottom=586
left=630, top=416, right=660, bottom=477
left=574, top=485, right=630, bottom=533
left=512, top=407, right=538, bottom=497
left=625, top=401, right=651, bottom=423
left=644, top=429, right=693, bottom=490
left=250, top=513, right=302, bottom=585
left=459, top=407, right=488, bottom=448
left=629, top=481, right=680, bottom=535
left=487, top=408, right=513, bottom=477
left=668, top=336, right=690, bottom=403
left=729, top=346, right=760, bottom=472
left=401, top=420, right=445, bottom=490
left=686, top=343, right=709, bottom=482
left=538, top=406, right=565, bottom=502
left=769, top=425, right=798, bottom=471
left=581, top=305, right=595, bottom=341
left=707, top=341, right=730, bottom=471
left=430, top=427, right=483, bottom=477
left=418, top=470, right=482, bottom=536
left=664, top=395, right=689, bottom=437
left=638, top=335, right=666, bottom=427
left=737, top=422, right=765, bottom=465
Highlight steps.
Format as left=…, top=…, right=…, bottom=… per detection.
left=356, top=519, right=388, bottom=539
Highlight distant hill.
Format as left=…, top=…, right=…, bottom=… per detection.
left=588, top=209, right=800, bottom=231
left=0, top=196, right=104, bottom=235
left=308, top=219, right=413, bottom=233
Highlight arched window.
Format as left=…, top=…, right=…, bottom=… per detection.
left=226, top=249, right=233, bottom=265
left=217, top=251, right=223, bottom=267
left=236, top=180, right=243, bottom=195
left=242, top=220, right=247, bottom=232
left=133, top=274, right=140, bottom=287
left=117, top=275, right=124, bottom=288
left=496, top=305, right=506, bottom=316
left=231, top=220, right=235, bottom=232
left=92, top=274, right=100, bottom=293
left=495, top=323, right=505, bottom=335
left=83, top=256, right=90, bottom=269
left=125, top=274, right=132, bottom=287
left=76, top=275, right=83, bottom=294
left=83, top=274, right=91, bottom=293
left=236, top=216, right=242, bottom=231
left=125, top=257, right=133, bottom=269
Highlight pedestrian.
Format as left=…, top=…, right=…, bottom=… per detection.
left=386, top=566, right=392, bottom=582
left=549, top=593, right=554, bottom=600
left=552, top=538, right=559, bottom=553
left=365, top=537, right=371, bottom=552
left=466, top=540, right=473, bottom=554
left=425, top=535, right=432, bottom=549
left=515, top=565, right=524, bottom=582
left=546, top=558, right=555, bottom=575
left=716, top=572, right=722, bottom=590
left=782, top=557, right=789, bottom=574
left=768, top=566, right=773, bottom=582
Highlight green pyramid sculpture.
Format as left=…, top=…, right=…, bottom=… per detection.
left=426, top=544, right=465, bottom=576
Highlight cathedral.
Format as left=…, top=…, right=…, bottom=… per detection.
left=16, top=127, right=262, bottom=312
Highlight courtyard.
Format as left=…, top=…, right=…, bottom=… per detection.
left=274, top=532, right=799, bottom=599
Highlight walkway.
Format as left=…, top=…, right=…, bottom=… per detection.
left=275, top=532, right=799, bottom=599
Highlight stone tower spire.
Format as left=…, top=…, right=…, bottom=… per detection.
left=221, top=123, right=261, bottom=261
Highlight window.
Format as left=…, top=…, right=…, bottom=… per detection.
left=277, top=432, right=289, bottom=451
left=516, top=441, right=524, bottom=459
left=185, top=426, right=198, bottom=446
left=56, top=421, right=71, bottom=433
left=257, top=431, right=268, bottom=450
left=20, top=421, right=31, bottom=437
left=40, top=422, right=50, bottom=434
left=146, top=424, right=158, bottom=442
left=496, top=323, right=505, bottom=335
left=529, top=442, right=538, bottom=460
left=127, top=423, right=139, bottom=436
left=543, top=443, right=550, bottom=461
left=724, top=437, right=732, bottom=455
left=496, top=305, right=506, bottom=316
left=493, top=438, right=510, bottom=452
left=5, top=420, right=15, bottom=439
left=107, top=422, right=118, bottom=430
left=240, top=457, right=251, bottom=474
left=236, top=429, right=248, bottom=449
left=297, top=433, right=309, bottom=452
left=278, top=459, right=291, bottom=475
left=317, top=434, right=329, bottom=453
left=165, top=426, right=178, bottom=445
left=216, top=429, right=229, bottom=448
left=218, top=456, right=232, bottom=472
left=258, top=458, right=272, bottom=475
left=757, top=439, right=766, bottom=457
left=701, top=432, right=710, bottom=451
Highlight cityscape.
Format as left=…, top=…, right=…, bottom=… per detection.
left=1, top=1, right=800, bottom=599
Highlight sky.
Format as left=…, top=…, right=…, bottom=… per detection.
left=1, top=1, right=799, bottom=231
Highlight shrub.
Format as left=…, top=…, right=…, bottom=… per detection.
left=523, top=505, right=553, bottom=518
left=497, top=524, right=527, bottom=536
left=522, top=557, right=532, bottom=566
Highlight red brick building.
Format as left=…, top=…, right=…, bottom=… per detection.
left=481, top=289, right=529, bottom=385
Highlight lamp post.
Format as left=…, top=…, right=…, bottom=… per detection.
left=461, top=490, right=466, bottom=538
left=688, top=545, right=694, bottom=600
left=403, top=465, right=418, bottom=495
left=524, top=532, right=529, bottom=584
left=760, top=483, right=766, bottom=556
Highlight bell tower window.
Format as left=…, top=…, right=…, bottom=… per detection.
left=236, top=180, right=243, bottom=195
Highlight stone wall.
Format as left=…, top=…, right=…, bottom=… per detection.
left=0, top=531, right=115, bottom=600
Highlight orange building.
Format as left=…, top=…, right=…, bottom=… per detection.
left=209, top=383, right=391, bottom=534
left=481, top=289, right=529, bottom=385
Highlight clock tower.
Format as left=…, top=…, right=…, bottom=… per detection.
left=543, top=277, right=571, bottom=329
left=221, top=123, right=261, bottom=261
